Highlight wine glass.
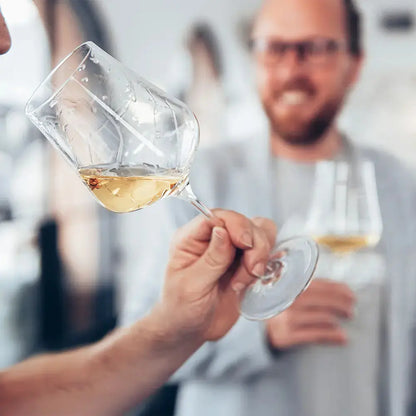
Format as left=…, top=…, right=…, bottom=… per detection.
left=25, top=41, right=318, bottom=320
left=305, top=159, right=383, bottom=282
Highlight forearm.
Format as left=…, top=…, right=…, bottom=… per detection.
left=0, top=306, right=203, bottom=416
left=0, top=345, right=97, bottom=416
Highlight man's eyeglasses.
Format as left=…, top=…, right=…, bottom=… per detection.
left=250, top=38, right=347, bottom=66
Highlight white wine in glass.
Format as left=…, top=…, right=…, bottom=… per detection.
left=79, top=166, right=185, bottom=213
left=314, top=234, right=380, bottom=255
left=25, top=41, right=318, bottom=321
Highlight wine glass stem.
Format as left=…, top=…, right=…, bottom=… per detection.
left=178, top=183, right=224, bottom=226
left=332, top=253, right=348, bottom=280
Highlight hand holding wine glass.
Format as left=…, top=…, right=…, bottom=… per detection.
left=26, top=41, right=318, bottom=320
left=161, top=210, right=277, bottom=341
left=268, top=158, right=383, bottom=351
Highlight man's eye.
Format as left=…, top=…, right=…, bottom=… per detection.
left=269, top=43, right=287, bottom=55
left=326, top=41, right=339, bottom=52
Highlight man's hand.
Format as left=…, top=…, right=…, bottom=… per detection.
left=157, top=209, right=277, bottom=342
left=266, top=279, right=355, bottom=350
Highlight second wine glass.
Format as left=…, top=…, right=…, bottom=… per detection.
left=305, top=159, right=383, bottom=281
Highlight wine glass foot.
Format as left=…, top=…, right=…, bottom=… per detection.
left=239, top=237, right=318, bottom=321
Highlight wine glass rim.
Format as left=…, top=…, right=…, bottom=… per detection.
left=25, top=40, right=96, bottom=117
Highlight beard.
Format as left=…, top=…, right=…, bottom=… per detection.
left=262, top=79, right=345, bottom=146
left=266, top=101, right=340, bottom=146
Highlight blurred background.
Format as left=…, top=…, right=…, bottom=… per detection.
left=0, top=0, right=415, bottom=415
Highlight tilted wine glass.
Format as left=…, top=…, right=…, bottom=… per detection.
left=25, top=41, right=318, bottom=320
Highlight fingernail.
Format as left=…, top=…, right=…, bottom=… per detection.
left=252, top=262, right=265, bottom=277
left=213, top=227, right=227, bottom=247
left=232, top=282, right=246, bottom=293
left=213, top=226, right=226, bottom=240
left=240, top=231, right=253, bottom=248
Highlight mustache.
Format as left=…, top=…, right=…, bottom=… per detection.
left=273, top=79, right=316, bottom=97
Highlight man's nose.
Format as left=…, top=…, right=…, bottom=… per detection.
left=273, top=48, right=305, bottom=80
left=0, top=13, right=12, bottom=55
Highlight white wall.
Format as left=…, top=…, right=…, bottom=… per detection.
left=342, top=1, right=416, bottom=167
left=93, top=0, right=260, bottom=86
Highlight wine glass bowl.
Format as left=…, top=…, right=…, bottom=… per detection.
left=306, top=160, right=383, bottom=256
left=25, top=41, right=199, bottom=213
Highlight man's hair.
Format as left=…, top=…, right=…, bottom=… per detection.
left=344, top=0, right=362, bottom=56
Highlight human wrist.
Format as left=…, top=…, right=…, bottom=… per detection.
left=84, top=303, right=206, bottom=410
left=142, top=302, right=206, bottom=354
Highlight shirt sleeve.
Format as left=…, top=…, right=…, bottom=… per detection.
left=171, top=318, right=283, bottom=382
left=117, top=200, right=178, bottom=325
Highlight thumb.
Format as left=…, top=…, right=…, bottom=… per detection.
left=191, top=226, right=236, bottom=288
